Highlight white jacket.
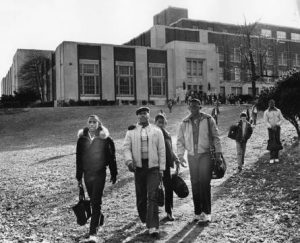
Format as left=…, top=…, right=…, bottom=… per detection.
left=263, top=108, right=284, bottom=128
left=123, top=124, right=166, bottom=171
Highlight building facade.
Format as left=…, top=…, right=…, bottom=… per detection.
left=2, top=7, right=300, bottom=104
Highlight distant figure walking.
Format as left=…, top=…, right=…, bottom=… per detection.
left=251, top=103, right=258, bottom=125
left=167, top=99, right=174, bottom=113
left=76, top=115, right=117, bottom=243
left=123, top=107, right=166, bottom=237
left=228, top=112, right=253, bottom=172
left=263, top=100, right=284, bottom=163
left=211, top=104, right=220, bottom=125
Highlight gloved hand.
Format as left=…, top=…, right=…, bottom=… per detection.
left=110, top=175, right=117, bottom=184
left=127, top=162, right=136, bottom=173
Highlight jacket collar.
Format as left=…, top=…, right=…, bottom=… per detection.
left=268, top=107, right=278, bottom=112
left=183, top=112, right=209, bottom=122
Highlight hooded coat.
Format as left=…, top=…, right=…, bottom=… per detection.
left=76, top=126, right=117, bottom=181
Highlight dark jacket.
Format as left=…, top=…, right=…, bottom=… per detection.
left=161, top=128, right=178, bottom=168
left=76, top=127, right=117, bottom=181
left=228, top=120, right=252, bottom=142
left=235, top=120, right=253, bottom=142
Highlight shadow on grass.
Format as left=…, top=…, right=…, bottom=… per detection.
left=30, top=153, right=75, bottom=165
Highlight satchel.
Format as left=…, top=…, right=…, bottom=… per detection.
left=157, top=180, right=165, bottom=207
left=207, top=118, right=227, bottom=179
left=228, top=124, right=238, bottom=140
left=72, top=185, right=91, bottom=226
left=171, top=173, right=189, bottom=198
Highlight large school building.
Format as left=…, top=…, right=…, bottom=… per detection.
left=2, top=7, right=300, bottom=105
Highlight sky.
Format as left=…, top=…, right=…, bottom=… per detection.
left=0, top=0, right=300, bottom=80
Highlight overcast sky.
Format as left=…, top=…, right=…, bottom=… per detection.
left=1, top=0, right=300, bottom=80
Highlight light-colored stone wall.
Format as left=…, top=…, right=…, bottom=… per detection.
left=101, top=45, right=115, bottom=101
left=135, top=47, right=148, bottom=101
left=151, top=26, right=166, bottom=49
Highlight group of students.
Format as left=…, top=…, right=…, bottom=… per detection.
left=75, top=98, right=284, bottom=243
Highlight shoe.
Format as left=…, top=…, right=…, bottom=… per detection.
left=202, top=213, right=212, bottom=222
left=274, top=159, right=279, bottom=163
left=86, top=235, right=99, bottom=243
left=270, top=159, right=274, bottom=164
left=193, top=214, right=203, bottom=222
left=149, top=227, right=159, bottom=237
left=165, top=213, right=175, bottom=221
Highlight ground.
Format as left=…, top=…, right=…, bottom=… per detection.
left=0, top=104, right=299, bottom=243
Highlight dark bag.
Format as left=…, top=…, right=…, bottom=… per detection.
left=171, top=174, right=189, bottom=198
left=72, top=185, right=91, bottom=226
left=207, top=118, right=227, bottom=179
left=228, top=124, right=238, bottom=140
left=156, top=179, right=165, bottom=207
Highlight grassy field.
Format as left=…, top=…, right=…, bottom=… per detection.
left=1, top=104, right=298, bottom=242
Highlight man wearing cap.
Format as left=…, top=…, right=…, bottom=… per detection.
left=123, top=107, right=166, bottom=236
left=176, top=98, right=222, bottom=223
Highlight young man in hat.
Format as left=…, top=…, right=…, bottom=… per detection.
left=123, top=107, right=166, bottom=237
left=263, top=99, right=284, bottom=163
left=176, top=99, right=222, bottom=223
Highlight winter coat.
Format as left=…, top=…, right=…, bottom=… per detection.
left=76, top=126, right=117, bottom=181
left=161, top=128, right=178, bottom=168
left=235, top=120, right=253, bottom=143
left=263, top=107, right=284, bottom=128
left=123, top=124, right=166, bottom=171
left=177, top=112, right=222, bottom=157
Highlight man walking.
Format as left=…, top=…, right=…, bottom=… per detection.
left=123, top=107, right=166, bottom=237
left=263, top=100, right=284, bottom=163
left=177, top=99, right=222, bottom=223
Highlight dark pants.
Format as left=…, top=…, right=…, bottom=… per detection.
left=188, top=153, right=212, bottom=215
left=163, top=165, right=173, bottom=215
left=268, top=127, right=281, bottom=159
left=84, top=171, right=106, bottom=235
left=236, top=141, right=247, bottom=167
left=134, top=160, right=160, bottom=229
left=252, top=113, right=257, bottom=125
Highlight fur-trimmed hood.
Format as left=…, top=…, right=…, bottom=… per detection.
left=77, top=126, right=110, bottom=139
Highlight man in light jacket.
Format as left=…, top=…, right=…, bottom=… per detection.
left=263, top=99, right=284, bottom=163
left=123, top=107, right=166, bottom=237
left=177, top=99, right=222, bottom=223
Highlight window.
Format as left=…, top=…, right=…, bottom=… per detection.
left=277, top=31, right=286, bottom=40
left=266, top=50, right=273, bottom=65
left=293, top=53, right=300, bottom=67
left=115, top=61, right=134, bottom=96
left=234, top=67, right=241, bottom=80
left=231, top=87, right=242, bottom=95
left=217, top=46, right=224, bottom=62
left=230, top=48, right=241, bottom=63
left=219, top=67, right=224, bottom=80
left=248, top=87, right=259, bottom=95
left=291, top=33, right=300, bottom=41
left=261, top=29, right=272, bottom=38
left=186, top=59, right=203, bottom=77
left=149, top=63, right=166, bottom=96
left=278, top=52, right=288, bottom=66
left=79, top=60, right=100, bottom=95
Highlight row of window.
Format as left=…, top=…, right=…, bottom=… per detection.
left=79, top=60, right=167, bottom=96
left=220, top=86, right=260, bottom=96
left=261, top=29, right=300, bottom=41
left=217, top=47, right=300, bottom=67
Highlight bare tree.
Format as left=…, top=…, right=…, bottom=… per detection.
left=18, top=54, right=50, bottom=103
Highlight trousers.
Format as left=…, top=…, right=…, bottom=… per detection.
left=134, top=160, right=160, bottom=229
left=163, top=165, right=173, bottom=215
left=188, top=153, right=212, bottom=215
left=84, top=171, right=106, bottom=235
left=236, top=141, right=247, bottom=167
